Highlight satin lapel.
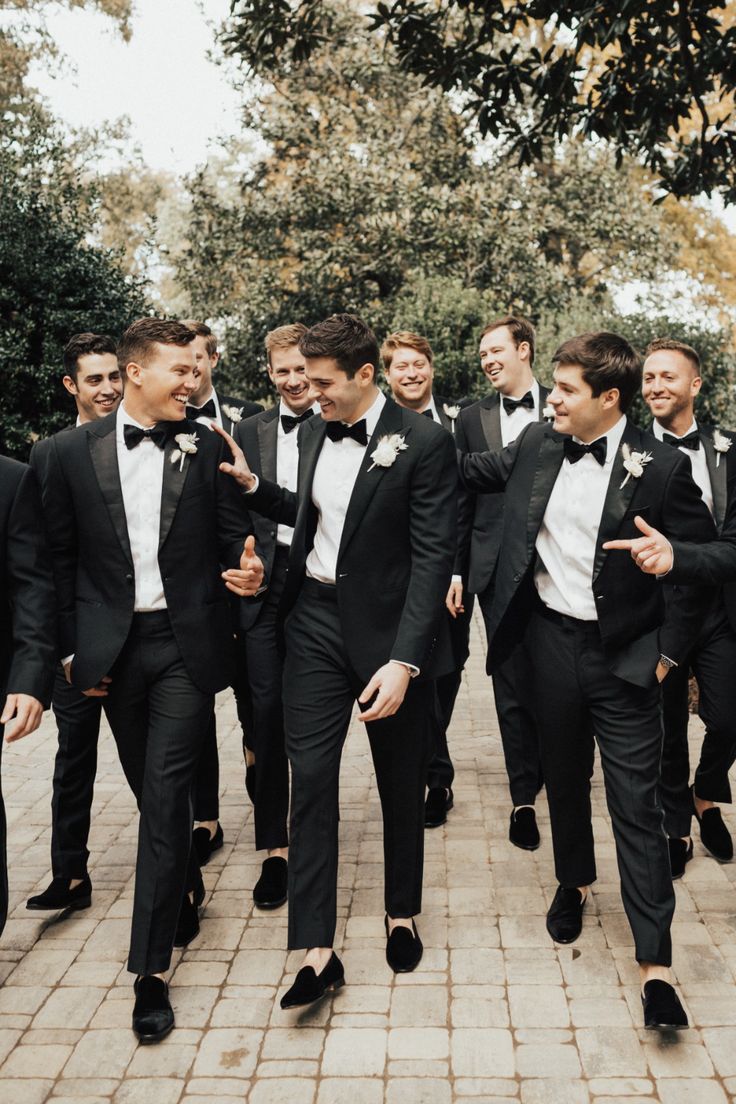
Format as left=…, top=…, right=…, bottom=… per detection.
left=479, top=395, right=502, bottom=451
left=701, top=430, right=728, bottom=532
left=87, top=412, right=134, bottom=568
left=339, top=399, right=408, bottom=559
left=592, top=420, right=643, bottom=582
left=526, top=429, right=564, bottom=552
left=159, top=427, right=195, bottom=550
left=258, top=410, right=279, bottom=483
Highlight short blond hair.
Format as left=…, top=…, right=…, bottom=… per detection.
left=645, top=338, right=701, bottom=374
left=265, top=323, right=308, bottom=366
left=381, top=331, right=434, bottom=372
left=181, top=319, right=217, bottom=358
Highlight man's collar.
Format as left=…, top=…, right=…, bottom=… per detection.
left=573, top=413, right=627, bottom=464
left=652, top=417, right=698, bottom=441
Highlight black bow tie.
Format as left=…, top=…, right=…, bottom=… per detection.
left=186, top=398, right=216, bottom=421
left=281, top=410, right=314, bottom=434
left=503, top=391, right=534, bottom=415
left=563, top=436, right=607, bottom=466
left=662, top=430, right=700, bottom=451
left=123, top=422, right=173, bottom=451
left=325, top=419, right=368, bottom=446
left=422, top=409, right=435, bottom=419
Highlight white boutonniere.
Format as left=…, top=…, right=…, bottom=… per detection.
left=368, top=432, right=408, bottom=472
left=713, top=428, right=732, bottom=467
left=542, top=404, right=555, bottom=420
left=171, top=432, right=199, bottom=472
left=620, top=442, right=653, bottom=488
left=222, top=404, right=243, bottom=424
left=443, top=402, right=461, bottom=421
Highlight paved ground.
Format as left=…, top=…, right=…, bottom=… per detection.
left=1, top=608, right=736, bottom=1103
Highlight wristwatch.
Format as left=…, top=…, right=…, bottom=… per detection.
left=658, top=654, right=678, bottom=670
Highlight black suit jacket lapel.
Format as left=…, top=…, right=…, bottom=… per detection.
left=701, top=428, right=728, bottom=531
left=526, top=428, right=565, bottom=552
left=339, top=399, right=408, bottom=560
left=537, top=383, right=550, bottom=422
left=479, top=395, right=503, bottom=452
left=593, top=419, right=644, bottom=582
left=87, top=411, right=133, bottom=568
left=159, top=422, right=197, bottom=550
left=258, top=408, right=280, bottom=483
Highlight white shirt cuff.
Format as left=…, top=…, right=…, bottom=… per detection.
left=451, top=575, right=462, bottom=583
left=391, top=659, right=420, bottom=678
left=61, top=654, right=74, bottom=667
left=243, top=473, right=260, bottom=494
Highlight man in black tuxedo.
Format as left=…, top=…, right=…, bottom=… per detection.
left=180, top=320, right=263, bottom=866
left=381, top=329, right=472, bottom=828
left=27, top=333, right=122, bottom=915
left=639, top=339, right=736, bottom=873
left=453, top=316, right=549, bottom=850
left=218, top=313, right=457, bottom=1009
left=39, top=318, right=261, bottom=1041
left=233, top=322, right=320, bottom=910
left=459, top=331, right=716, bottom=1029
left=0, top=457, right=56, bottom=935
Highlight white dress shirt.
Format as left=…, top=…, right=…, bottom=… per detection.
left=276, top=400, right=320, bottom=547
left=116, top=406, right=167, bottom=612
left=535, top=415, right=627, bottom=621
left=419, top=395, right=441, bottom=423
left=188, top=388, right=223, bottom=428
left=306, top=391, right=386, bottom=583
left=652, top=418, right=714, bottom=519
left=499, top=379, right=540, bottom=446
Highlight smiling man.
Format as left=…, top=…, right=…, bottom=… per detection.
left=37, top=318, right=261, bottom=1042
left=61, top=332, right=122, bottom=423
left=458, top=330, right=715, bottom=1030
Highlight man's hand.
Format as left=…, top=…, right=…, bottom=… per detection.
left=211, top=422, right=256, bottom=491
left=82, top=676, right=112, bottom=698
left=655, top=661, right=670, bottom=684
left=446, top=580, right=464, bottom=618
left=2, top=693, right=44, bottom=742
left=222, top=535, right=265, bottom=597
left=603, top=516, right=674, bottom=576
left=358, top=661, right=411, bottom=722
left=62, top=658, right=73, bottom=685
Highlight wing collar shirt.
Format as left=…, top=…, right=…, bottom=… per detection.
left=535, top=414, right=627, bottom=621
left=306, top=390, right=386, bottom=584
left=652, top=418, right=714, bottom=519
left=499, top=379, right=541, bottom=446
left=276, top=400, right=321, bottom=548
left=116, top=405, right=167, bottom=612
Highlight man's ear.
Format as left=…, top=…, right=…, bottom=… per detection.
left=62, top=375, right=78, bottom=397
left=126, top=361, right=143, bottom=387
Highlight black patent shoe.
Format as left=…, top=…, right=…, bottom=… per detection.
left=26, top=874, right=92, bottom=912
left=641, top=980, right=688, bottom=1030
left=280, top=952, right=345, bottom=1010
left=385, top=916, right=423, bottom=973
left=509, top=806, right=540, bottom=851
left=425, top=787, right=453, bottom=828
left=694, top=793, right=733, bottom=862
left=668, top=837, right=693, bottom=880
left=174, top=875, right=205, bottom=947
left=133, top=976, right=174, bottom=1043
left=546, top=885, right=586, bottom=944
left=253, top=856, right=288, bottom=910
left=192, top=822, right=224, bottom=867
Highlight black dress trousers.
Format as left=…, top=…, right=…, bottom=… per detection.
left=527, top=604, right=674, bottom=967
left=102, top=611, right=212, bottom=976
left=283, top=579, right=434, bottom=950
left=49, top=667, right=103, bottom=880
left=0, top=729, right=7, bottom=938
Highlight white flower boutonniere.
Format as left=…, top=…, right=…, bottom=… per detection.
left=620, top=442, right=653, bottom=488
left=368, top=432, right=408, bottom=472
left=443, top=402, right=461, bottom=421
left=222, top=404, right=243, bottom=424
left=171, top=432, right=199, bottom=472
left=713, top=428, right=732, bottom=467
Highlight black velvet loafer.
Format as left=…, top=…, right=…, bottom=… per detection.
left=641, top=980, right=688, bottom=1030
left=192, top=822, right=224, bottom=866
left=509, top=807, right=540, bottom=851
left=385, top=916, right=423, bottom=973
left=133, top=976, right=174, bottom=1043
left=26, top=874, right=92, bottom=912
left=174, top=874, right=205, bottom=947
left=668, top=837, right=693, bottom=880
left=425, top=787, right=453, bottom=828
left=546, top=885, right=586, bottom=944
left=694, top=798, right=733, bottom=862
left=280, top=952, right=345, bottom=1009
left=253, top=856, right=288, bottom=909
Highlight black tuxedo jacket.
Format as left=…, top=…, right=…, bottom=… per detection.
left=217, top=392, right=263, bottom=436
left=0, top=457, right=56, bottom=706
left=33, top=412, right=254, bottom=696
left=244, top=397, right=458, bottom=682
left=459, top=419, right=716, bottom=688
left=454, top=385, right=550, bottom=593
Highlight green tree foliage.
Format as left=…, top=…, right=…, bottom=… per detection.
left=223, top=0, right=736, bottom=203
left=0, top=113, right=148, bottom=458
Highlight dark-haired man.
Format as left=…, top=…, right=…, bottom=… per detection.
left=27, top=333, right=122, bottom=915
left=218, top=313, right=457, bottom=1009
left=459, top=331, right=715, bottom=1030
left=381, top=330, right=472, bottom=828
left=39, top=318, right=261, bottom=1041
left=453, top=316, right=549, bottom=849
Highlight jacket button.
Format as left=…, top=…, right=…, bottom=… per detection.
left=513, top=572, right=521, bottom=583
left=125, top=573, right=133, bottom=583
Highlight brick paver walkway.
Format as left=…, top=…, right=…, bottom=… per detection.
left=1, top=608, right=735, bottom=1103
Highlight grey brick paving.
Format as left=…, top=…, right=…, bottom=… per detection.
left=0, top=608, right=735, bottom=1101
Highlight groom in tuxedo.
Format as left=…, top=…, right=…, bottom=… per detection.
left=459, top=331, right=715, bottom=1029
left=218, top=313, right=457, bottom=1009
left=39, top=318, right=261, bottom=1041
